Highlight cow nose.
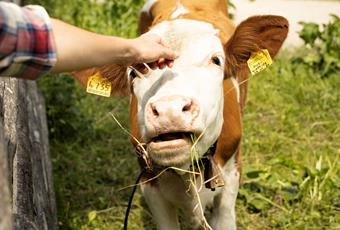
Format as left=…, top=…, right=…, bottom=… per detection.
left=146, top=96, right=199, bottom=130
left=150, top=96, right=196, bottom=117
left=150, top=96, right=195, bottom=117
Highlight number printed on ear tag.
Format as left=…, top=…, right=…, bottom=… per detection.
left=247, top=49, right=273, bottom=75
left=86, top=72, right=112, bottom=97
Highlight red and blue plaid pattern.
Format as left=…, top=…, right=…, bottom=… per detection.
left=0, top=2, right=56, bottom=79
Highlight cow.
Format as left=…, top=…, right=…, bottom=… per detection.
left=73, top=0, right=288, bottom=229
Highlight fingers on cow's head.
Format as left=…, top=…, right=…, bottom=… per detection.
left=224, top=15, right=289, bottom=76
left=70, top=64, right=130, bottom=95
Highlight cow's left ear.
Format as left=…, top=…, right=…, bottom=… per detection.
left=224, top=15, right=289, bottom=76
left=70, top=64, right=129, bottom=95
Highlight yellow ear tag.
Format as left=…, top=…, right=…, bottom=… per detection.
left=86, top=72, right=112, bottom=97
left=247, top=49, right=273, bottom=75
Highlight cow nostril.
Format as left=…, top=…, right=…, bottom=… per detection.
left=151, top=105, right=159, bottom=116
left=182, top=101, right=192, bottom=112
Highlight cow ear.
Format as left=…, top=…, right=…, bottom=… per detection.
left=71, top=67, right=97, bottom=86
left=224, top=15, right=289, bottom=76
left=70, top=64, right=129, bottom=95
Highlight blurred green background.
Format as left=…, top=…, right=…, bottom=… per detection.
left=26, top=0, right=340, bottom=229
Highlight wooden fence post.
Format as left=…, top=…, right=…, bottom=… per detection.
left=0, top=122, right=12, bottom=230
left=0, top=1, right=58, bottom=229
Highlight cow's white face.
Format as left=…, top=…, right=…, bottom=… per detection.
left=131, top=19, right=225, bottom=168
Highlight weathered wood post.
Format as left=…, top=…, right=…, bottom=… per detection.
left=0, top=123, right=12, bottom=230
left=0, top=1, right=57, bottom=229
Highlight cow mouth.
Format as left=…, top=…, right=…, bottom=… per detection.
left=147, top=132, right=195, bottom=166
left=151, top=132, right=193, bottom=143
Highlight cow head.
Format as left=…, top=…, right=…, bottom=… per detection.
left=72, top=15, right=288, bottom=170
left=130, top=16, right=288, bottom=169
left=130, top=20, right=225, bottom=168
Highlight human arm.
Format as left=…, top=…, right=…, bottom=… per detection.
left=0, top=2, right=178, bottom=80
left=50, top=19, right=178, bottom=73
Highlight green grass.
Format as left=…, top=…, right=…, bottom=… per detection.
left=26, top=0, right=340, bottom=229
left=237, top=53, right=340, bottom=230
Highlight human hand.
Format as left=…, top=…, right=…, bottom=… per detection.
left=128, top=34, right=179, bottom=74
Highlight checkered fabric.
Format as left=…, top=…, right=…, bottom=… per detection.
left=0, top=2, right=56, bottom=79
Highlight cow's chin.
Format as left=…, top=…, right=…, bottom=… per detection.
left=146, top=132, right=193, bottom=168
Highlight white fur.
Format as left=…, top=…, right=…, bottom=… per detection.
left=142, top=0, right=158, bottom=14
left=141, top=155, right=239, bottom=229
left=171, top=2, right=190, bottom=19
left=230, top=77, right=240, bottom=103
left=141, top=181, right=180, bottom=230
left=133, top=19, right=224, bottom=161
left=210, top=155, right=239, bottom=230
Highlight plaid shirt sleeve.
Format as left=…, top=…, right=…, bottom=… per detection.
left=0, top=2, right=56, bottom=80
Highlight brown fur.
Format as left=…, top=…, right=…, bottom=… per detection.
left=224, top=15, right=289, bottom=76
left=214, top=79, right=242, bottom=167
left=140, top=0, right=235, bottom=44
left=130, top=94, right=142, bottom=145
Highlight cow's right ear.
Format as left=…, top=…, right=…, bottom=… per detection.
left=70, top=64, right=129, bottom=95
left=224, top=15, right=289, bottom=76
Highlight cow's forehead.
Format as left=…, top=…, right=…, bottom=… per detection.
left=149, top=19, right=224, bottom=62
left=133, top=19, right=225, bottom=101
left=151, top=19, right=219, bottom=36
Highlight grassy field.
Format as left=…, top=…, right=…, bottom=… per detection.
left=28, top=0, right=339, bottom=229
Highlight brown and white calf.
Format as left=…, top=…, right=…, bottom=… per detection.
left=74, top=0, right=288, bottom=229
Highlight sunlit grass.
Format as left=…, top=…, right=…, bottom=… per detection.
left=237, top=52, right=340, bottom=230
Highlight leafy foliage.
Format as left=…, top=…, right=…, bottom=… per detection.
left=27, top=0, right=144, bottom=36
left=227, top=0, right=236, bottom=19
left=38, top=74, right=93, bottom=140
left=296, top=15, right=340, bottom=77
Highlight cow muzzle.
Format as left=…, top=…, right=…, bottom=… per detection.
left=145, top=95, right=201, bottom=167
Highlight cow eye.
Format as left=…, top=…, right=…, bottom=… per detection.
left=128, top=69, right=139, bottom=94
left=211, top=56, right=223, bottom=66
left=129, top=69, right=138, bottom=80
